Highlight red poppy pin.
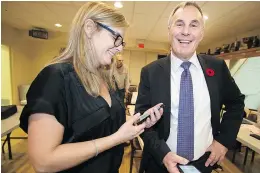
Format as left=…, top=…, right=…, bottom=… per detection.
left=206, top=68, right=215, bottom=77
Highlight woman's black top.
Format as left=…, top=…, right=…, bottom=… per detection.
left=20, top=63, right=126, bottom=173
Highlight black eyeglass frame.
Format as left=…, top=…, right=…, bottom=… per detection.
left=96, top=22, right=126, bottom=47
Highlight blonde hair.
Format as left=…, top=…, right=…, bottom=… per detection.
left=168, top=1, right=204, bottom=28
left=50, top=2, right=129, bottom=97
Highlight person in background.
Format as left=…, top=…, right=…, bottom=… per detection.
left=135, top=2, right=245, bottom=173
left=113, top=53, right=130, bottom=104
left=19, top=2, right=163, bottom=173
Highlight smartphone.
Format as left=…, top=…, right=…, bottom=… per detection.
left=135, top=104, right=165, bottom=125
left=178, top=165, right=201, bottom=173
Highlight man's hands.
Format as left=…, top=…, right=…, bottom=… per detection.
left=205, top=140, right=228, bottom=167
left=163, top=140, right=227, bottom=173
left=163, top=152, right=189, bottom=173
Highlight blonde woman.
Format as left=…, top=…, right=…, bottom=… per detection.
left=20, top=2, right=163, bottom=173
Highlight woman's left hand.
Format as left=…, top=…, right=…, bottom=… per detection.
left=143, top=103, right=164, bottom=128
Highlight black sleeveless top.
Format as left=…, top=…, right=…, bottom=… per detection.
left=20, top=63, right=126, bottom=173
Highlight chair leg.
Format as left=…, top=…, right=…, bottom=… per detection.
left=251, top=151, right=255, bottom=163
left=232, top=148, right=237, bottom=163
left=2, top=138, right=8, bottom=154
left=243, top=147, right=249, bottom=165
left=238, top=142, right=242, bottom=152
left=7, top=133, right=13, bottom=160
left=129, top=140, right=134, bottom=173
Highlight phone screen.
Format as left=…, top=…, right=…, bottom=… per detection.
left=179, top=165, right=201, bottom=173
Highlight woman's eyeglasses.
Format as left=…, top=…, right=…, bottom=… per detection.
left=96, top=22, right=126, bottom=47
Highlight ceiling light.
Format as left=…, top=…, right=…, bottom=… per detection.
left=203, top=15, right=208, bottom=20
left=114, top=1, right=123, bottom=8
left=55, top=23, right=62, bottom=27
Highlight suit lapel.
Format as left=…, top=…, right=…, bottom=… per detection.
left=197, top=55, right=215, bottom=97
left=158, top=56, right=171, bottom=111
left=197, top=54, right=219, bottom=132
left=158, top=56, right=171, bottom=139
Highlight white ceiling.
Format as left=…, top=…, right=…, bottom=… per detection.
left=2, top=1, right=260, bottom=46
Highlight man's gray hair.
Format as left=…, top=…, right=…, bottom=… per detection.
left=168, top=1, right=204, bottom=28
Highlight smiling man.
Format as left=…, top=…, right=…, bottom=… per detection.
left=135, top=2, right=245, bottom=173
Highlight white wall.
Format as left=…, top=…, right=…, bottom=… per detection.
left=1, top=45, right=12, bottom=104
left=1, top=23, right=69, bottom=104
left=125, top=39, right=169, bottom=52
left=129, top=51, right=146, bottom=85
left=1, top=24, right=35, bottom=104
left=122, top=50, right=159, bottom=85
left=233, top=57, right=260, bottom=110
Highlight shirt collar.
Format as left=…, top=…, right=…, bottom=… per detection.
left=171, top=51, right=201, bottom=72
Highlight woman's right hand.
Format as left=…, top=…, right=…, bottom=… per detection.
left=114, top=113, right=146, bottom=144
